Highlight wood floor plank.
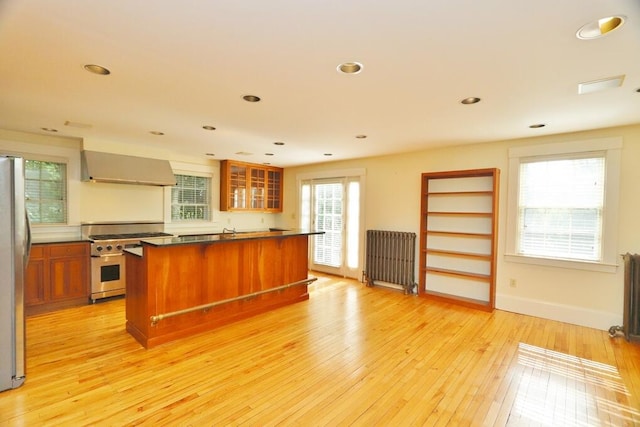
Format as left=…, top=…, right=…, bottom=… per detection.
left=1, top=273, right=639, bottom=426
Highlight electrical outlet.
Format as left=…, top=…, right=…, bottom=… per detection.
left=509, top=278, right=517, bottom=288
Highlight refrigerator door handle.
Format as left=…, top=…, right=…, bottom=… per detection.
left=25, top=213, right=31, bottom=264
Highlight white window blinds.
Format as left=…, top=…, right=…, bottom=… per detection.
left=517, top=154, right=605, bottom=261
left=171, top=174, right=211, bottom=221
left=25, top=159, right=67, bottom=224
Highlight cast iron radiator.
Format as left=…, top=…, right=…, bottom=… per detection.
left=364, top=230, right=417, bottom=294
left=622, top=253, right=640, bottom=342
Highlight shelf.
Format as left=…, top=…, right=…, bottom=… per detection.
left=426, top=230, right=492, bottom=238
left=424, top=248, right=492, bottom=260
left=426, top=211, right=492, bottom=217
left=426, top=191, right=494, bottom=197
left=422, top=290, right=492, bottom=312
left=424, top=267, right=490, bottom=281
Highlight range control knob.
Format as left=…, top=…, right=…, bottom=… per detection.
left=106, top=245, right=113, bottom=251
left=96, top=246, right=103, bottom=252
left=116, top=244, right=123, bottom=251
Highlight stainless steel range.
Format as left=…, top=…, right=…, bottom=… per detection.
left=81, top=222, right=172, bottom=302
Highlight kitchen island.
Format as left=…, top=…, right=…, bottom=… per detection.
left=124, top=230, right=321, bottom=348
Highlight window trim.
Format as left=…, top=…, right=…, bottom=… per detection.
left=505, top=137, right=622, bottom=273
left=170, top=173, right=212, bottom=222
left=163, top=162, right=215, bottom=227
left=24, top=156, right=69, bottom=226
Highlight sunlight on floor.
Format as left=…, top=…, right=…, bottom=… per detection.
left=509, top=342, right=640, bottom=426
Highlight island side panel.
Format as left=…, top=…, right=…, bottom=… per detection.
left=125, top=251, right=150, bottom=346
left=132, top=234, right=311, bottom=348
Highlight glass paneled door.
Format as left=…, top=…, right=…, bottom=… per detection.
left=301, top=177, right=361, bottom=278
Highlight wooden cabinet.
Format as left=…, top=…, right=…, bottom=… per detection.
left=126, top=234, right=311, bottom=348
left=418, top=168, right=499, bottom=311
left=25, top=242, right=90, bottom=315
left=220, top=160, right=283, bottom=212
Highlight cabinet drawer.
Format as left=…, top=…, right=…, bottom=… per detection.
left=49, top=243, right=88, bottom=258
left=29, top=245, right=45, bottom=259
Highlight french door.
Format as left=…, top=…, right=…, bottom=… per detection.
left=301, top=177, right=361, bottom=278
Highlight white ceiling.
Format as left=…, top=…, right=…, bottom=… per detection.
left=1, top=0, right=639, bottom=167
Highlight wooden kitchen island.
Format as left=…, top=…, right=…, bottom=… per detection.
left=124, top=230, right=321, bottom=348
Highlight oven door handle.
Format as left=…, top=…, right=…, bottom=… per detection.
left=91, top=253, right=125, bottom=258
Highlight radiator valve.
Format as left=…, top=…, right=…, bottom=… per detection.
left=608, top=325, right=623, bottom=338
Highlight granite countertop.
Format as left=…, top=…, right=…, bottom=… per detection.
left=32, top=237, right=90, bottom=245
left=140, top=229, right=323, bottom=248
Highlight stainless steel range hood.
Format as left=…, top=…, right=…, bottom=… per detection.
left=81, top=150, right=176, bottom=186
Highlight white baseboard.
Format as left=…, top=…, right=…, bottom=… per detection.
left=496, top=293, right=622, bottom=331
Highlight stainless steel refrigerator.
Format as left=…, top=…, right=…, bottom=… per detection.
left=0, top=156, right=29, bottom=392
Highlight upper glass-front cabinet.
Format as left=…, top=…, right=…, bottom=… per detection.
left=220, top=160, right=283, bottom=212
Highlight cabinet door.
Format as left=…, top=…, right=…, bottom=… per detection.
left=267, top=169, right=282, bottom=211
left=250, top=167, right=266, bottom=209
left=25, top=247, right=47, bottom=306
left=49, top=256, right=88, bottom=301
left=228, top=163, right=248, bottom=209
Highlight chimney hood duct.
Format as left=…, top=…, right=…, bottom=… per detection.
left=81, top=150, right=176, bottom=186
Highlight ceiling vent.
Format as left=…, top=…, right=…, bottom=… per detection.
left=578, top=75, right=625, bottom=94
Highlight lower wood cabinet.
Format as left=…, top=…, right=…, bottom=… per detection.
left=25, top=242, right=90, bottom=316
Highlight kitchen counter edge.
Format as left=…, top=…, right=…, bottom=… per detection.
left=139, top=230, right=323, bottom=248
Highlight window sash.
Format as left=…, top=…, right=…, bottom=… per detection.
left=25, top=160, right=67, bottom=224
left=171, top=174, right=211, bottom=221
left=516, top=154, right=605, bottom=262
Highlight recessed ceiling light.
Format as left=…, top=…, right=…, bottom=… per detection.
left=263, top=162, right=271, bottom=165
left=83, top=64, right=111, bottom=75
left=205, top=153, right=215, bottom=157
left=324, top=153, right=333, bottom=156
left=243, top=95, right=261, bottom=102
left=265, top=153, right=274, bottom=156
left=202, top=125, right=216, bottom=131
left=576, top=16, right=626, bottom=40
left=235, top=151, right=252, bottom=156
left=273, top=142, right=285, bottom=146
left=40, top=127, right=58, bottom=132
left=337, top=62, right=363, bottom=74
left=529, top=123, right=546, bottom=129
left=150, top=131, right=164, bottom=136
left=355, top=134, right=367, bottom=139
left=461, top=97, right=481, bottom=105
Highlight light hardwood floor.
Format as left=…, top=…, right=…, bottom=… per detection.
left=2, top=274, right=639, bottom=426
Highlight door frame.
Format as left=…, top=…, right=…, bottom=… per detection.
left=296, top=168, right=366, bottom=279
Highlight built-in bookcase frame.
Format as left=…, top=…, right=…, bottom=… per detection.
left=418, top=168, right=499, bottom=311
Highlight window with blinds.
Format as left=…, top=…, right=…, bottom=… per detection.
left=25, top=160, right=67, bottom=224
left=517, top=154, right=605, bottom=262
left=171, top=174, right=211, bottom=221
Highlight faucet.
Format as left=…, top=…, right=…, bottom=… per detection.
left=222, top=227, right=236, bottom=235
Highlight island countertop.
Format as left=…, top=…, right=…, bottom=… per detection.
left=140, top=229, right=323, bottom=247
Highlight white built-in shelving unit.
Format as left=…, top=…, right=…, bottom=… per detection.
left=419, top=168, right=500, bottom=311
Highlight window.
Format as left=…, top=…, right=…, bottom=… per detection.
left=506, top=138, right=621, bottom=272
left=25, top=159, right=67, bottom=224
left=171, top=174, right=211, bottom=221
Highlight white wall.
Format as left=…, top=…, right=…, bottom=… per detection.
left=1, top=131, right=276, bottom=237
left=280, top=124, right=640, bottom=331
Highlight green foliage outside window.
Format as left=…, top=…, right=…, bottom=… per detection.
left=171, top=174, right=211, bottom=221
left=25, top=160, right=67, bottom=224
